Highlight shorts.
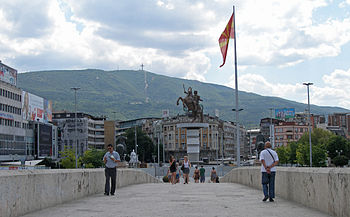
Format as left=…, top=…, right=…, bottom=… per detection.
left=200, top=176, right=205, bottom=182
left=183, top=168, right=190, bottom=174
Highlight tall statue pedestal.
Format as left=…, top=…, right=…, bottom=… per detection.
left=176, top=123, right=209, bottom=162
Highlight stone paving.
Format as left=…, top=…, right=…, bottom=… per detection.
left=21, top=182, right=331, bottom=217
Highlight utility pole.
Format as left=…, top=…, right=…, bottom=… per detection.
left=303, top=82, right=313, bottom=167
left=37, top=119, right=40, bottom=159
left=269, top=108, right=274, bottom=148
left=71, top=87, right=80, bottom=169
left=221, top=132, right=224, bottom=165
left=232, top=108, right=243, bottom=166
left=135, top=125, right=138, bottom=162
left=216, top=133, right=218, bottom=167
left=157, top=132, right=160, bottom=164
left=162, top=132, right=165, bottom=163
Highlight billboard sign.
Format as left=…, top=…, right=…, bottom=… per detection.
left=0, top=112, right=14, bottom=120
left=0, top=63, right=17, bottom=85
left=275, top=108, right=295, bottom=120
left=22, top=91, right=52, bottom=123
left=162, top=109, right=169, bottom=118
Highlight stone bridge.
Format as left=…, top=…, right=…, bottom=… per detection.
left=1, top=167, right=349, bottom=217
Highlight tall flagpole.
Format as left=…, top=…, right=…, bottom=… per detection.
left=233, top=5, right=240, bottom=167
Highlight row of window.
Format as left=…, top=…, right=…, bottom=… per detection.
left=0, top=119, right=22, bottom=128
left=0, top=140, right=26, bottom=155
left=276, top=135, right=301, bottom=140
left=275, top=128, right=308, bottom=133
left=0, top=103, right=21, bottom=115
left=166, top=142, right=211, bottom=150
left=0, top=88, right=21, bottom=102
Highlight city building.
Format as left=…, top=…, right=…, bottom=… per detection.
left=260, top=117, right=284, bottom=145
left=160, top=114, right=247, bottom=162
left=115, top=117, right=161, bottom=138
left=246, top=128, right=260, bottom=157
left=328, top=113, right=350, bottom=139
left=52, top=111, right=105, bottom=157
left=1, top=78, right=27, bottom=161
left=1, top=61, right=57, bottom=162
left=274, top=122, right=309, bottom=147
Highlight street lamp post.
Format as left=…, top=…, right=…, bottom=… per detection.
left=71, top=87, right=80, bottom=169
left=157, top=131, right=160, bottom=165
left=232, top=108, right=243, bottom=166
left=135, top=126, right=138, bottom=162
left=303, top=82, right=313, bottom=167
left=269, top=108, right=274, bottom=148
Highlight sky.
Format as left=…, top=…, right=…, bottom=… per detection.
left=1, top=0, right=350, bottom=110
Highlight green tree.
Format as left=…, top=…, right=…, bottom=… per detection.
left=296, top=128, right=331, bottom=167
left=124, top=127, right=155, bottom=162
left=286, top=141, right=298, bottom=164
left=60, top=146, right=80, bottom=168
left=276, top=146, right=288, bottom=164
left=80, top=149, right=106, bottom=168
left=327, top=135, right=350, bottom=160
left=333, top=155, right=349, bottom=167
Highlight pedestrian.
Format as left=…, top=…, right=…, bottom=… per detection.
left=103, top=144, right=121, bottom=196
left=176, top=162, right=182, bottom=183
left=169, top=156, right=177, bottom=184
left=260, top=141, right=279, bottom=202
left=210, top=167, right=217, bottom=183
left=182, top=156, right=191, bottom=184
left=193, top=166, right=200, bottom=183
left=199, top=165, right=206, bottom=183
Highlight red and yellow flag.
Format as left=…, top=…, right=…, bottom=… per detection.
left=219, top=13, right=234, bottom=67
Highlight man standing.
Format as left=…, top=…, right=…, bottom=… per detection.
left=103, top=144, right=120, bottom=196
left=260, top=141, right=279, bottom=202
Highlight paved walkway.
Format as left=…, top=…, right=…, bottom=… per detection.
left=22, top=183, right=330, bottom=217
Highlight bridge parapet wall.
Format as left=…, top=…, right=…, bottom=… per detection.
left=221, top=167, right=350, bottom=217
left=0, top=169, right=160, bottom=217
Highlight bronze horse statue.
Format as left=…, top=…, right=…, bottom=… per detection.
left=177, top=85, right=203, bottom=122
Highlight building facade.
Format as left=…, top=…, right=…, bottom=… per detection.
left=1, top=62, right=57, bottom=162
left=328, top=113, right=350, bottom=139
left=53, top=111, right=105, bottom=157
left=274, top=122, right=309, bottom=147
left=0, top=79, right=27, bottom=161
left=160, top=114, right=247, bottom=162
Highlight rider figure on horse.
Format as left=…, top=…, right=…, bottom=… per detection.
left=193, top=90, right=202, bottom=113
left=177, top=84, right=204, bottom=122
left=184, top=85, right=193, bottom=104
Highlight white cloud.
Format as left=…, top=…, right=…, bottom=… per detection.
left=235, top=0, right=350, bottom=67
left=224, top=68, right=350, bottom=109
left=0, top=0, right=349, bottom=111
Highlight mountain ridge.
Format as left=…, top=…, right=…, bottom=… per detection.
left=17, top=69, right=349, bottom=127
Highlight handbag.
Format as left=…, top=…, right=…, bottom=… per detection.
left=181, top=165, right=184, bottom=171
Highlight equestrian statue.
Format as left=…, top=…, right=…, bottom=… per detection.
left=177, top=84, right=204, bottom=122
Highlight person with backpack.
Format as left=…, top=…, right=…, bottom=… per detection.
left=260, top=141, right=279, bottom=202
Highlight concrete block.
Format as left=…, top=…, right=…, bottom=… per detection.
left=0, top=168, right=160, bottom=217
left=221, top=167, right=350, bottom=217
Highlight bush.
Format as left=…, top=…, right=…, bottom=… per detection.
left=333, top=155, right=349, bottom=167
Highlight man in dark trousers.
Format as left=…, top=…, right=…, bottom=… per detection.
left=103, top=144, right=120, bottom=196
left=260, top=141, right=279, bottom=202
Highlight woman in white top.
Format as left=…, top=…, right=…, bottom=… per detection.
left=182, top=156, right=191, bottom=184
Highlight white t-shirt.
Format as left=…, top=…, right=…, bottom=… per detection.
left=259, top=148, right=279, bottom=172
